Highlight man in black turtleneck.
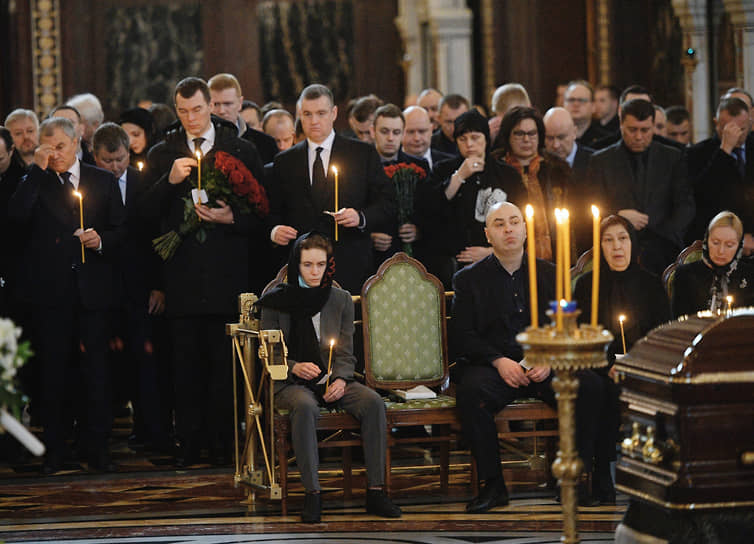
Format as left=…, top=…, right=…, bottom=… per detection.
left=587, top=99, right=694, bottom=275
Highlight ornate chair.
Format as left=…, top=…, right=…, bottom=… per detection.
left=360, top=252, right=458, bottom=493
left=662, top=240, right=703, bottom=300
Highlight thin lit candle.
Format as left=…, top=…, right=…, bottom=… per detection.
left=73, top=190, right=85, bottom=264
left=726, top=295, right=733, bottom=313
left=619, top=314, right=627, bottom=354
left=331, top=165, right=339, bottom=241
left=525, top=204, right=538, bottom=329
left=195, top=149, right=202, bottom=192
left=562, top=208, right=571, bottom=302
left=326, top=338, right=335, bottom=393
left=591, top=205, right=600, bottom=327
left=137, top=161, right=144, bottom=172
left=554, top=209, right=564, bottom=331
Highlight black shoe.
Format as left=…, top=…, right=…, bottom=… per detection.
left=174, top=440, right=200, bottom=468
left=366, top=489, right=401, bottom=518
left=88, top=450, right=117, bottom=473
left=466, top=478, right=509, bottom=513
left=301, top=492, right=322, bottom=523
left=41, top=453, right=63, bottom=475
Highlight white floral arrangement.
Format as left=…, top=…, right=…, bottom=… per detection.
left=0, top=317, right=32, bottom=417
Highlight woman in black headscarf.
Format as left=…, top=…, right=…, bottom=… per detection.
left=119, top=107, right=155, bottom=168
left=413, top=109, right=522, bottom=288
left=256, top=232, right=400, bottom=523
left=672, top=210, right=754, bottom=318
left=574, top=214, right=670, bottom=503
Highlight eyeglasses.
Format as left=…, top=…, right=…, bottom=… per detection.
left=512, top=129, right=538, bottom=140
left=565, top=97, right=590, bottom=105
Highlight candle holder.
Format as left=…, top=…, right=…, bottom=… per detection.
left=516, top=305, right=613, bottom=544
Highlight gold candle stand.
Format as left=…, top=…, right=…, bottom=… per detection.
left=516, top=309, right=613, bottom=544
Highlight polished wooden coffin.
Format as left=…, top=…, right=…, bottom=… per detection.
left=614, top=309, right=754, bottom=509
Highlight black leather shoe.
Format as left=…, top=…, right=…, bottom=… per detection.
left=466, top=478, right=509, bottom=513
left=366, top=489, right=401, bottom=518
left=301, top=492, right=322, bottom=523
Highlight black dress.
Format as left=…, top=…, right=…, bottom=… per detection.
left=671, top=259, right=754, bottom=318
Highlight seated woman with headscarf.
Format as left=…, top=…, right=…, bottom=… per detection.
left=414, top=110, right=522, bottom=288
left=256, top=232, right=400, bottom=523
left=672, top=210, right=754, bottom=317
left=574, top=214, right=670, bottom=503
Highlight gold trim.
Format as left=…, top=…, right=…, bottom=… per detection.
left=597, top=0, right=610, bottom=85
left=615, top=484, right=754, bottom=510
left=616, top=365, right=754, bottom=385
left=30, top=0, right=63, bottom=119
left=481, top=0, right=495, bottom=108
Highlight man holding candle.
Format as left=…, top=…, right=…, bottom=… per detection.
left=144, top=77, right=266, bottom=466
left=452, top=202, right=604, bottom=512
left=9, top=116, right=126, bottom=473
left=268, top=84, right=396, bottom=294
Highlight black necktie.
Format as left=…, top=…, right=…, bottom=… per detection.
left=60, top=171, right=74, bottom=192
left=733, top=147, right=746, bottom=179
left=312, top=146, right=326, bottom=188
left=193, top=137, right=205, bottom=155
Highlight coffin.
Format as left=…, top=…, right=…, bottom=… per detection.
left=613, top=309, right=754, bottom=509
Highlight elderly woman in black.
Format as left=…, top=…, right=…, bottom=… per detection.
left=491, top=106, right=574, bottom=259
left=574, top=214, right=670, bottom=503
left=414, top=109, right=522, bottom=288
left=672, top=210, right=754, bottom=317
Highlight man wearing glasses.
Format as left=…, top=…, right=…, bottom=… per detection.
left=564, top=80, right=609, bottom=148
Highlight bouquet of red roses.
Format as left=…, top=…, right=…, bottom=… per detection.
left=383, top=162, right=427, bottom=255
left=153, top=150, right=269, bottom=260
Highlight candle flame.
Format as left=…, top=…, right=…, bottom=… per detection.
left=560, top=299, right=567, bottom=308
left=554, top=208, right=561, bottom=222
left=591, top=204, right=600, bottom=218
left=525, top=204, right=534, bottom=219
left=73, top=190, right=82, bottom=199
left=619, top=314, right=626, bottom=323
left=330, top=338, right=335, bottom=347
left=727, top=296, right=733, bottom=304
left=195, top=150, right=202, bottom=160
left=331, top=165, right=338, bottom=175
left=562, top=208, right=569, bottom=220
left=137, top=161, right=144, bottom=171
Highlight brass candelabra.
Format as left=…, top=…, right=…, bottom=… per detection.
left=516, top=308, right=613, bottom=544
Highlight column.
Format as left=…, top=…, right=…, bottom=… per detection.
left=724, top=0, right=754, bottom=94
left=426, top=0, right=473, bottom=98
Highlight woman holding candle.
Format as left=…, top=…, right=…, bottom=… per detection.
left=573, top=214, right=670, bottom=503
left=257, top=232, right=400, bottom=523
left=671, top=211, right=754, bottom=318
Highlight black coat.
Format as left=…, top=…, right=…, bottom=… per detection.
left=686, top=133, right=754, bottom=243
left=9, top=162, right=126, bottom=309
left=144, top=117, right=265, bottom=316
left=268, top=134, right=397, bottom=293
left=671, top=259, right=754, bottom=318
left=587, top=140, right=694, bottom=247
left=241, top=127, right=279, bottom=165
left=431, top=129, right=459, bottom=156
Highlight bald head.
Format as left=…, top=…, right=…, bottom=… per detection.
left=543, top=107, right=577, bottom=161
left=485, top=201, right=521, bottom=226
left=418, top=89, right=443, bottom=130
left=485, top=201, right=526, bottom=257
left=402, top=106, right=433, bottom=157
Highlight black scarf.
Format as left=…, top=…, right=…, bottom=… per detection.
left=256, top=233, right=336, bottom=391
left=701, top=229, right=744, bottom=312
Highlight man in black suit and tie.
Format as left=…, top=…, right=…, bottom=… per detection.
left=92, top=122, right=169, bottom=453
left=269, top=84, right=396, bottom=294
left=368, top=104, right=430, bottom=261
left=687, top=96, right=754, bottom=249
left=144, top=77, right=267, bottom=466
left=402, top=106, right=453, bottom=172
left=9, top=117, right=126, bottom=473
left=587, top=99, right=694, bottom=275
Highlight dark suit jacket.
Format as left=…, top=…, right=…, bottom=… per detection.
left=571, top=144, right=593, bottom=181
left=576, top=120, right=610, bottom=148
left=9, top=161, right=126, bottom=309
left=593, top=131, right=686, bottom=152
left=144, top=116, right=266, bottom=317
left=269, top=134, right=397, bottom=293
left=241, top=127, right=279, bottom=165
left=450, top=254, right=556, bottom=365
left=431, top=129, right=459, bottom=156
left=260, top=286, right=356, bottom=391
left=686, top=132, right=754, bottom=242
left=587, top=140, right=694, bottom=247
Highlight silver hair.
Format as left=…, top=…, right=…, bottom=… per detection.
left=39, top=117, right=78, bottom=141
left=67, top=93, right=104, bottom=125
left=4, top=108, right=39, bottom=129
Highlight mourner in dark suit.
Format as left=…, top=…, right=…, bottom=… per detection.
left=402, top=106, right=453, bottom=172
left=268, top=84, right=396, bottom=294
left=92, top=122, right=170, bottom=453
left=368, top=104, right=431, bottom=262
left=429, top=94, right=470, bottom=156
left=143, top=77, right=267, bottom=466
left=451, top=202, right=604, bottom=513
left=258, top=232, right=401, bottom=522
left=9, top=117, right=126, bottom=473
left=587, top=99, right=694, bottom=275
left=0, top=127, right=28, bottom=313
left=687, top=97, right=754, bottom=250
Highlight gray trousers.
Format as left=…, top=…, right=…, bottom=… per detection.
left=275, top=381, right=387, bottom=492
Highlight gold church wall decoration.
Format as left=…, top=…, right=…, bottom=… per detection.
left=30, top=0, right=63, bottom=119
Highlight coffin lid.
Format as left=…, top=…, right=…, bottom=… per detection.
left=614, top=308, right=754, bottom=384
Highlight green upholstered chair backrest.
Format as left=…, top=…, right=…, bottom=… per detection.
left=361, top=253, right=448, bottom=390
left=663, top=240, right=703, bottom=300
